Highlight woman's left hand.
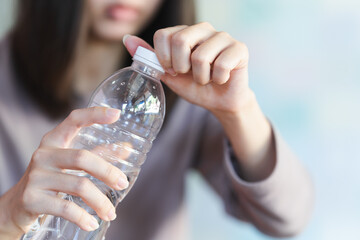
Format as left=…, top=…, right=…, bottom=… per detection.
left=124, top=22, right=253, bottom=118
left=124, top=23, right=276, bottom=182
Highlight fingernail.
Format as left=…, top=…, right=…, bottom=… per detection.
left=107, top=209, right=117, bottom=221
left=89, top=216, right=99, bottom=230
left=123, top=34, right=131, bottom=45
left=106, top=108, right=120, bottom=119
left=118, top=176, right=129, bottom=189
left=166, top=68, right=177, bottom=77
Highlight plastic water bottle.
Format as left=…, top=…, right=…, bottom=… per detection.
left=22, top=46, right=166, bottom=240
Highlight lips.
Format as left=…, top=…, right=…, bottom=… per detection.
left=106, top=4, right=139, bottom=22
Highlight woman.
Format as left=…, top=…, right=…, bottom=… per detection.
left=0, top=0, right=314, bottom=239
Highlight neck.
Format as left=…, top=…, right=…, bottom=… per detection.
left=74, top=38, right=125, bottom=101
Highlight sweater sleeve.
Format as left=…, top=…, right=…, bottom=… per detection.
left=194, top=113, right=314, bottom=238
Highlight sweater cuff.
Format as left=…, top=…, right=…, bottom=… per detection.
left=223, top=127, right=292, bottom=198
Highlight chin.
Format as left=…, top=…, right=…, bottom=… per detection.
left=93, top=22, right=139, bottom=42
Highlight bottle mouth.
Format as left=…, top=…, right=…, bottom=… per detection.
left=131, top=60, right=164, bottom=80
left=133, top=46, right=164, bottom=73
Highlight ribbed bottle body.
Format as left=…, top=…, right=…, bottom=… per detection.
left=22, top=62, right=165, bottom=240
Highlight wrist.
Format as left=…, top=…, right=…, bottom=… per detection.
left=211, top=89, right=259, bottom=126
left=0, top=188, right=27, bottom=239
left=211, top=87, right=257, bottom=121
left=211, top=90, right=276, bottom=182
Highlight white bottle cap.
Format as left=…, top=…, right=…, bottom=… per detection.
left=133, top=46, right=164, bottom=73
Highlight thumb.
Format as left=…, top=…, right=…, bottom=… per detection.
left=123, top=34, right=154, bottom=56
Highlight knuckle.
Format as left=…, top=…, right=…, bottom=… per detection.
left=153, top=30, right=162, bottom=42
left=101, top=197, right=113, bottom=214
left=191, top=52, right=208, bottom=66
left=61, top=200, right=73, bottom=216
left=27, top=169, right=41, bottom=184
left=154, top=29, right=169, bottom=42
left=61, top=133, right=72, bottom=147
left=87, top=107, right=98, bottom=117
left=21, top=189, right=38, bottom=212
left=68, top=108, right=91, bottom=127
left=159, top=56, right=171, bottom=68
left=40, top=132, right=50, bottom=144
left=73, top=149, right=88, bottom=168
left=105, top=164, right=117, bottom=182
left=197, top=79, right=207, bottom=86
left=212, top=63, right=230, bottom=85
left=76, top=208, right=88, bottom=226
left=75, top=177, right=91, bottom=194
left=235, top=42, right=249, bottom=57
left=154, top=52, right=171, bottom=68
left=196, top=77, right=208, bottom=86
left=213, top=75, right=227, bottom=85
left=89, top=106, right=100, bottom=112
left=31, top=149, right=45, bottom=165
left=198, top=21, right=214, bottom=30
left=176, top=65, right=190, bottom=74
left=67, top=109, right=82, bottom=127
left=68, top=109, right=79, bottom=121
left=198, top=81, right=208, bottom=86
left=217, top=31, right=231, bottom=39
left=156, top=50, right=170, bottom=61
left=172, top=32, right=188, bottom=47
left=238, top=41, right=248, bottom=50
left=241, top=42, right=249, bottom=51
left=214, top=61, right=229, bottom=72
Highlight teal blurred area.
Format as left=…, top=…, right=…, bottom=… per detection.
left=1, top=0, right=359, bottom=239
left=189, top=0, right=360, bottom=239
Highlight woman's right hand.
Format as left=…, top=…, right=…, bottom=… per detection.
left=0, top=107, right=129, bottom=239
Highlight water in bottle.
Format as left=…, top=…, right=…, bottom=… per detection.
left=22, top=46, right=166, bottom=240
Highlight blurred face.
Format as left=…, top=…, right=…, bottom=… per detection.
left=87, top=0, right=163, bottom=41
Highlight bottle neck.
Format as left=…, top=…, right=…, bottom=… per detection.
left=131, top=60, right=163, bottom=80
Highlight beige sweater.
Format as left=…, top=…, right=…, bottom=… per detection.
left=0, top=38, right=313, bottom=240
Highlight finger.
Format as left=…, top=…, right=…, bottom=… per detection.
left=33, top=148, right=129, bottom=190
left=161, top=72, right=199, bottom=101
left=212, top=42, right=249, bottom=85
left=171, top=22, right=216, bottom=74
left=41, top=107, right=120, bottom=148
left=153, top=25, right=187, bottom=74
left=191, top=31, right=233, bottom=85
left=123, top=35, right=154, bottom=56
left=31, top=193, right=100, bottom=232
left=39, top=172, right=117, bottom=222
left=91, top=142, right=133, bottom=163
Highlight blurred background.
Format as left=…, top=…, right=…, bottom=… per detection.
left=1, top=0, right=359, bottom=239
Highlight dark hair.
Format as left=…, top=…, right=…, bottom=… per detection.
left=10, top=0, right=195, bottom=119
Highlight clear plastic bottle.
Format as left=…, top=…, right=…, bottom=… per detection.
left=22, top=46, right=166, bottom=240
